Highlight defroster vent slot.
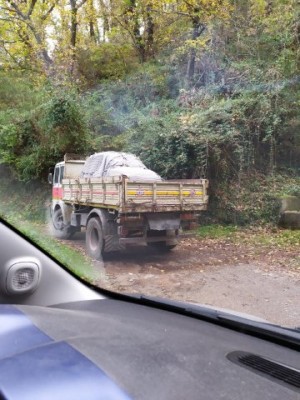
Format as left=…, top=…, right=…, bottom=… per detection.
left=227, top=351, right=300, bottom=392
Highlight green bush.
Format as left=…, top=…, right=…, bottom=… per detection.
left=209, top=176, right=283, bottom=226
left=0, top=92, right=90, bottom=181
left=283, top=184, right=300, bottom=197
left=77, top=43, right=138, bottom=84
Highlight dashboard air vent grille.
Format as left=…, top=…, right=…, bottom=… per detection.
left=227, top=351, right=300, bottom=392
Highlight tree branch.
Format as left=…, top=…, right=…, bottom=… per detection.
left=27, top=0, right=38, bottom=17
left=6, top=0, right=27, bottom=20
left=1, top=43, right=21, bottom=66
left=77, top=0, right=87, bottom=9
left=0, top=6, right=15, bottom=13
left=0, top=16, right=29, bottom=24
left=0, top=17, right=15, bottom=22
left=182, top=0, right=195, bottom=10
left=113, top=14, right=140, bottom=49
left=5, top=1, right=53, bottom=68
left=41, top=2, right=56, bottom=21
left=0, top=39, right=17, bottom=44
left=148, top=8, right=192, bottom=18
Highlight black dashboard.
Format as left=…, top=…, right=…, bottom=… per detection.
left=0, top=219, right=299, bottom=400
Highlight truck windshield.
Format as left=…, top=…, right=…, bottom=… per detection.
left=60, top=166, right=64, bottom=183
left=53, top=167, right=60, bottom=185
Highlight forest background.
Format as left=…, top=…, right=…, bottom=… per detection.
left=0, top=0, right=299, bottom=225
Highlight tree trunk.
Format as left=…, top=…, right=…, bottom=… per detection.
left=70, top=0, right=78, bottom=48
left=98, top=0, right=110, bottom=40
left=186, top=17, right=205, bottom=83
left=87, top=0, right=97, bottom=41
left=89, top=21, right=95, bottom=39
left=124, top=0, right=145, bottom=62
left=145, top=4, right=154, bottom=59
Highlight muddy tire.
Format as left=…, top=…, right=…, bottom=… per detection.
left=52, top=208, right=75, bottom=239
left=86, top=217, right=104, bottom=260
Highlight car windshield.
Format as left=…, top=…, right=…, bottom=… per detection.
left=0, top=0, right=299, bottom=329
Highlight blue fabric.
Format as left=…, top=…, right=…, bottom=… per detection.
left=0, top=305, right=52, bottom=359
left=0, top=305, right=132, bottom=400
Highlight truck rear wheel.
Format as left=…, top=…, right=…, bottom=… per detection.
left=52, top=208, right=75, bottom=239
left=86, top=217, right=104, bottom=260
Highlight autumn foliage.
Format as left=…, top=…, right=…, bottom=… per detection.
left=0, top=0, right=299, bottom=223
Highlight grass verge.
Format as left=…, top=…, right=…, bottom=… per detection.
left=197, top=224, right=300, bottom=247
left=0, top=175, right=102, bottom=283
left=197, top=225, right=238, bottom=239
left=0, top=211, right=100, bottom=283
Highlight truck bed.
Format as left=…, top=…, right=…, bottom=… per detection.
left=62, top=176, right=209, bottom=213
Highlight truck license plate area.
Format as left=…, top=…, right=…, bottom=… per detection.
left=147, top=214, right=180, bottom=230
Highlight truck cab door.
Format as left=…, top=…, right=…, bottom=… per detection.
left=52, top=165, right=64, bottom=201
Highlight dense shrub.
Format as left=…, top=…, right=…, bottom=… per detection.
left=0, top=92, right=89, bottom=181
left=77, top=43, right=138, bottom=84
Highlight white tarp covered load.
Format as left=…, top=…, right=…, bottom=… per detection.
left=80, top=152, right=162, bottom=182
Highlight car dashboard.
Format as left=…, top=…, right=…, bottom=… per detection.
left=0, top=220, right=299, bottom=400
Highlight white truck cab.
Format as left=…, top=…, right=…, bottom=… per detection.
left=49, top=158, right=85, bottom=239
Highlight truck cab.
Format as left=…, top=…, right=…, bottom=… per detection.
left=50, top=161, right=64, bottom=202
left=49, top=158, right=85, bottom=239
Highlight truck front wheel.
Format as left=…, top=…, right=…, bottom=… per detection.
left=52, top=208, right=75, bottom=239
left=86, top=217, right=104, bottom=260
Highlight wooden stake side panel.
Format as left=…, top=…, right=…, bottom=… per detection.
left=62, top=177, right=122, bottom=206
left=62, top=177, right=208, bottom=212
left=125, top=181, right=208, bottom=206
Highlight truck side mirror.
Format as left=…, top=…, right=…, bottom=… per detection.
left=48, top=173, right=53, bottom=185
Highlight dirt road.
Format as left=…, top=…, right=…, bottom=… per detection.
left=65, top=234, right=300, bottom=328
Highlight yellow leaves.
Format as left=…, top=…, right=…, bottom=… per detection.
left=249, top=0, right=296, bottom=28
left=146, top=0, right=233, bottom=22
left=0, top=0, right=234, bottom=71
left=175, top=26, right=212, bottom=59
left=162, top=0, right=232, bottom=18
left=186, top=36, right=209, bottom=48
left=179, top=113, right=197, bottom=125
left=250, top=0, right=268, bottom=17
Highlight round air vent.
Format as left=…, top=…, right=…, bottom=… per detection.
left=2, top=259, right=41, bottom=295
